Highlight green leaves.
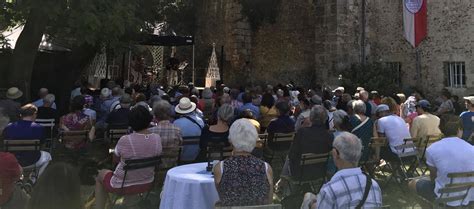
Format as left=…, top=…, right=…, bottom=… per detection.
left=340, top=63, right=402, bottom=96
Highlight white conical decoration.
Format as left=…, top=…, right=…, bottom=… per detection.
left=205, top=43, right=220, bottom=87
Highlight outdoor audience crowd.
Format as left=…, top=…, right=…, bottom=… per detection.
left=1, top=79, right=474, bottom=209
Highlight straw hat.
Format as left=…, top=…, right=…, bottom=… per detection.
left=175, top=97, right=196, bottom=114
left=6, top=87, right=23, bottom=100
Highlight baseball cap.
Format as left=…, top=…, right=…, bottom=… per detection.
left=416, top=100, right=431, bottom=110
left=375, top=104, right=390, bottom=113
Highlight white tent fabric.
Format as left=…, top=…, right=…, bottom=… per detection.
left=205, top=44, right=220, bottom=87
left=1, top=25, right=71, bottom=52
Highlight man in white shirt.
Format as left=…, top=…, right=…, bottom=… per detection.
left=376, top=104, right=411, bottom=160
left=33, top=88, right=57, bottom=109
left=409, top=117, right=474, bottom=206
left=410, top=100, right=442, bottom=139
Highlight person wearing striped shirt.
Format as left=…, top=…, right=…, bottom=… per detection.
left=302, top=132, right=382, bottom=209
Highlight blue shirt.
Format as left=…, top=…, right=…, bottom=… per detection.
left=460, top=111, right=474, bottom=140
left=238, top=103, right=261, bottom=119
left=3, top=120, right=45, bottom=166
left=173, top=113, right=205, bottom=161
left=33, top=99, right=57, bottom=109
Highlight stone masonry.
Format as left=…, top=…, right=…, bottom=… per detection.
left=195, top=0, right=474, bottom=97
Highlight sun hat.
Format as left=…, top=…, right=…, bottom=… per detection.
left=101, top=88, right=111, bottom=98
left=175, top=97, right=197, bottom=114
left=464, top=96, right=474, bottom=104
left=6, top=87, right=23, bottom=100
left=375, top=104, right=390, bottom=113
left=332, top=86, right=345, bottom=93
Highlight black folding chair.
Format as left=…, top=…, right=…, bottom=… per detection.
left=385, top=141, right=420, bottom=184
left=179, top=136, right=200, bottom=164
left=35, top=118, right=55, bottom=152
left=111, top=155, right=161, bottom=209
left=281, top=152, right=329, bottom=194
left=4, top=139, right=41, bottom=192
left=106, top=128, right=130, bottom=146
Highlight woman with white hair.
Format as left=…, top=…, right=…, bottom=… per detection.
left=349, top=100, right=373, bottom=162
left=213, top=119, right=273, bottom=206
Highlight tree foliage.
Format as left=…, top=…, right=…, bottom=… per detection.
left=340, top=63, right=403, bottom=96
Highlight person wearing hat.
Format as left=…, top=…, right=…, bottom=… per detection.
left=410, top=100, right=441, bottom=139
left=33, top=88, right=57, bottom=109
left=173, top=97, right=205, bottom=161
left=0, top=152, right=29, bottom=209
left=106, top=94, right=132, bottom=128
left=374, top=104, right=411, bottom=161
left=0, top=87, right=23, bottom=122
left=37, top=94, right=59, bottom=123
left=460, top=96, right=474, bottom=141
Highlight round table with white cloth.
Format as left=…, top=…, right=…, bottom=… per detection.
left=159, top=162, right=219, bottom=209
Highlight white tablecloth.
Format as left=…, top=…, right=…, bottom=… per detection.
left=159, top=162, right=219, bottom=209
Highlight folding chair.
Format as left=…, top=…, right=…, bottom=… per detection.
left=106, top=128, right=130, bottom=147
left=215, top=204, right=282, bottom=209
left=416, top=134, right=442, bottom=175
left=206, top=142, right=233, bottom=161
left=57, top=130, right=89, bottom=161
left=110, top=155, right=162, bottom=209
left=160, top=146, right=182, bottom=171
left=363, top=137, right=387, bottom=177
left=35, top=118, right=55, bottom=152
left=264, top=132, right=295, bottom=166
left=3, top=139, right=41, bottom=192
left=281, top=152, right=329, bottom=194
left=432, top=171, right=474, bottom=208
left=179, top=136, right=200, bottom=164
left=386, top=142, right=420, bottom=184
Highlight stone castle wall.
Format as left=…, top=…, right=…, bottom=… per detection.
left=195, top=0, right=474, bottom=96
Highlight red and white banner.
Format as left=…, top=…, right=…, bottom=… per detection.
left=403, top=0, right=427, bottom=48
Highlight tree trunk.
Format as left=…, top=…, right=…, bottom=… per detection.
left=8, top=7, right=49, bottom=101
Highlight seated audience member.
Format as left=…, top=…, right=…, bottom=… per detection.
left=133, top=93, right=151, bottom=111
left=238, top=93, right=261, bottom=119
left=436, top=91, right=454, bottom=115
left=37, top=94, right=59, bottom=122
left=240, top=109, right=261, bottom=133
left=26, top=163, right=82, bottom=209
left=359, top=90, right=373, bottom=117
left=230, top=88, right=243, bottom=109
left=214, top=119, right=273, bottom=206
left=375, top=104, right=411, bottom=161
left=33, top=88, right=57, bottom=109
left=82, top=90, right=97, bottom=123
left=295, top=97, right=311, bottom=131
left=0, top=87, right=23, bottom=121
left=108, top=86, right=123, bottom=112
left=106, top=94, right=132, bottom=128
left=174, top=97, right=205, bottom=161
left=302, top=132, right=382, bottom=209
left=460, top=96, right=474, bottom=141
left=0, top=152, right=29, bottom=209
left=409, top=117, right=474, bottom=206
left=59, top=95, right=95, bottom=149
left=199, top=87, right=216, bottom=121
left=381, top=96, right=399, bottom=116
left=410, top=100, right=441, bottom=139
left=94, top=106, right=162, bottom=209
left=198, top=104, right=234, bottom=160
left=149, top=100, right=182, bottom=167
left=266, top=101, right=295, bottom=150
left=349, top=100, right=373, bottom=162
left=3, top=104, right=52, bottom=177
left=285, top=105, right=333, bottom=179
left=95, top=88, right=114, bottom=128
left=259, top=93, right=278, bottom=131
